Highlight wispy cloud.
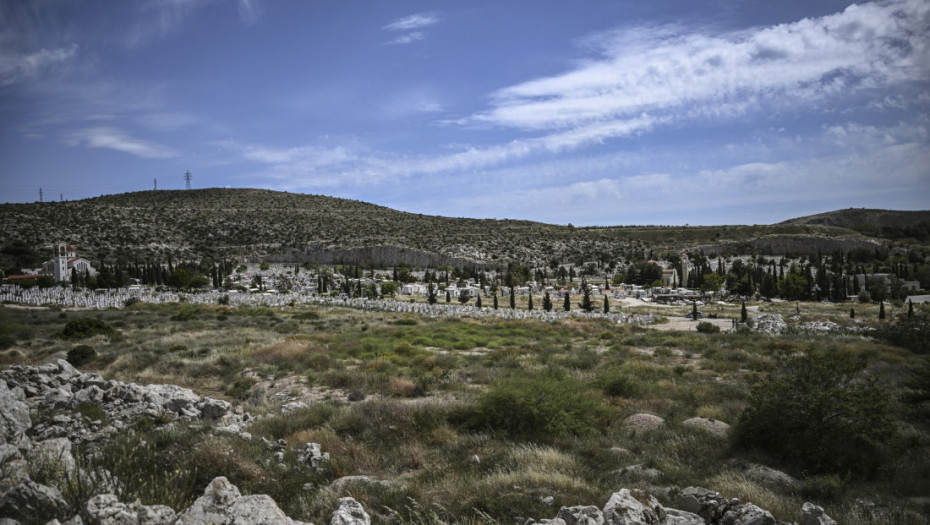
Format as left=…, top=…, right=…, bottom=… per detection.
left=465, top=0, right=930, bottom=140
left=383, top=13, right=439, bottom=32
left=66, top=127, right=177, bottom=159
left=383, top=12, right=438, bottom=45
left=0, top=44, right=78, bottom=86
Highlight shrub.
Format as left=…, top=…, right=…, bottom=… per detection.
left=733, top=351, right=895, bottom=477
left=62, top=318, right=115, bottom=339
left=594, top=368, right=640, bottom=398
left=469, top=373, right=612, bottom=439
left=875, top=313, right=930, bottom=354
left=696, top=321, right=721, bottom=334
left=66, top=344, right=96, bottom=367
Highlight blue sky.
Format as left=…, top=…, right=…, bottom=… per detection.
left=1, top=0, right=928, bottom=225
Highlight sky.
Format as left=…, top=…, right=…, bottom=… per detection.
left=1, top=0, right=928, bottom=226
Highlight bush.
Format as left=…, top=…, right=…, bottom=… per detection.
left=696, top=321, right=721, bottom=333
left=62, top=318, right=115, bottom=339
left=66, top=345, right=96, bottom=367
left=594, top=368, right=640, bottom=397
left=875, top=313, right=930, bottom=354
left=469, top=373, right=612, bottom=439
left=733, top=351, right=895, bottom=477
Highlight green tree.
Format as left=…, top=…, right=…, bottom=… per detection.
left=380, top=281, right=398, bottom=297
left=427, top=283, right=437, bottom=305
left=579, top=281, right=594, bottom=312
left=543, top=291, right=552, bottom=312
left=168, top=268, right=192, bottom=289
left=741, top=301, right=748, bottom=323
left=445, top=290, right=451, bottom=303
left=701, top=273, right=724, bottom=295
left=509, top=286, right=516, bottom=309
left=476, top=295, right=482, bottom=308
left=493, top=294, right=498, bottom=309
left=259, top=262, right=270, bottom=271
left=879, top=300, right=885, bottom=320
left=458, top=289, right=470, bottom=305
left=733, top=351, right=895, bottom=476
left=603, top=295, right=610, bottom=314
left=36, top=275, right=56, bottom=289
left=527, top=293, right=534, bottom=311
left=563, top=292, right=571, bottom=312
left=777, top=273, right=808, bottom=301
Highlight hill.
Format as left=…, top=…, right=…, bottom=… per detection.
left=782, top=208, right=930, bottom=241
left=0, top=189, right=896, bottom=268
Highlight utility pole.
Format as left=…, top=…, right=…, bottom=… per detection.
left=39, top=188, right=43, bottom=202
left=60, top=193, right=63, bottom=202
left=154, top=178, right=157, bottom=191
left=184, top=170, right=192, bottom=190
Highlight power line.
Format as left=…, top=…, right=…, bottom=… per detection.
left=184, top=170, right=192, bottom=190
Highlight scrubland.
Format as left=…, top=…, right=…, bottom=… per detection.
left=1, top=301, right=927, bottom=524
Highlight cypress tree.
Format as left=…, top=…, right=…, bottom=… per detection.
left=427, top=283, right=437, bottom=304
left=528, top=293, right=534, bottom=311
left=692, top=301, right=698, bottom=320
left=510, top=286, right=516, bottom=309
left=908, top=299, right=914, bottom=318
left=493, top=294, right=498, bottom=309
left=879, top=300, right=885, bottom=320
left=579, top=281, right=594, bottom=312
left=741, top=301, right=748, bottom=323
left=603, top=295, right=610, bottom=314
left=543, top=291, right=552, bottom=312
left=850, top=307, right=855, bottom=319
left=563, top=292, right=571, bottom=312
left=476, top=295, right=482, bottom=308
left=446, top=290, right=451, bottom=303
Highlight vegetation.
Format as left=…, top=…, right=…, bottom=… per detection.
left=1, top=296, right=929, bottom=524
left=66, top=344, right=96, bottom=366
left=61, top=318, right=115, bottom=340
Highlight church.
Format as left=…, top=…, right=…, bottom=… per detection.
left=41, top=243, right=96, bottom=282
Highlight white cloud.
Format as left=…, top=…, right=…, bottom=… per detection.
left=0, top=44, right=78, bottom=86
left=467, top=0, right=929, bottom=137
left=385, top=32, right=424, bottom=46
left=66, top=127, right=177, bottom=159
left=383, top=13, right=438, bottom=32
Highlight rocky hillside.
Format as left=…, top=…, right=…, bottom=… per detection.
left=782, top=208, right=930, bottom=241
left=0, top=189, right=895, bottom=267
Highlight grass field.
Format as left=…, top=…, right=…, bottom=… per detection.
left=1, top=300, right=927, bottom=524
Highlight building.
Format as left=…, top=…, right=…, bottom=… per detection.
left=41, top=243, right=96, bottom=283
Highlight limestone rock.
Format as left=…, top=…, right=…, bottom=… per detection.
left=297, top=442, right=329, bottom=469
left=0, top=380, right=31, bottom=450
left=82, top=494, right=176, bottom=525
left=682, top=417, right=731, bottom=438
left=602, top=489, right=661, bottom=525
left=556, top=505, right=604, bottom=525
left=801, top=502, right=837, bottom=525
left=0, top=480, right=69, bottom=524
left=676, top=487, right=731, bottom=523
left=330, top=497, right=370, bottom=525
left=662, top=508, right=704, bottom=525
left=31, top=438, right=76, bottom=477
left=622, top=414, right=665, bottom=433
left=721, top=503, right=776, bottom=525
left=175, top=476, right=311, bottom=525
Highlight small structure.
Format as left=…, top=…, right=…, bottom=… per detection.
left=41, top=243, right=96, bottom=283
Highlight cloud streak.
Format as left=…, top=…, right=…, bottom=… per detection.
left=383, top=12, right=438, bottom=45
left=0, top=45, right=78, bottom=86
left=66, top=127, right=177, bottom=159
left=468, top=0, right=929, bottom=133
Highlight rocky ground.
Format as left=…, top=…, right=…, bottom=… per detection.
left=1, top=360, right=840, bottom=525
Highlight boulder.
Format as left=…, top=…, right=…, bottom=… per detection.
left=602, top=489, right=661, bottom=525
left=721, top=503, right=776, bottom=525
left=676, top=487, right=731, bottom=522
left=82, top=494, right=176, bottom=525
left=662, top=508, right=704, bottom=525
left=622, top=414, right=665, bottom=434
left=0, top=380, right=31, bottom=450
left=556, top=505, right=605, bottom=525
left=297, top=442, right=329, bottom=469
left=31, top=438, right=76, bottom=477
left=199, top=398, right=231, bottom=421
left=801, top=502, right=837, bottom=525
left=175, top=476, right=311, bottom=525
left=682, top=417, right=731, bottom=438
left=330, top=497, right=370, bottom=525
left=0, top=480, right=69, bottom=524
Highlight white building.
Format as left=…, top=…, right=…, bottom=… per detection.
left=41, top=243, right=96, bottom=283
